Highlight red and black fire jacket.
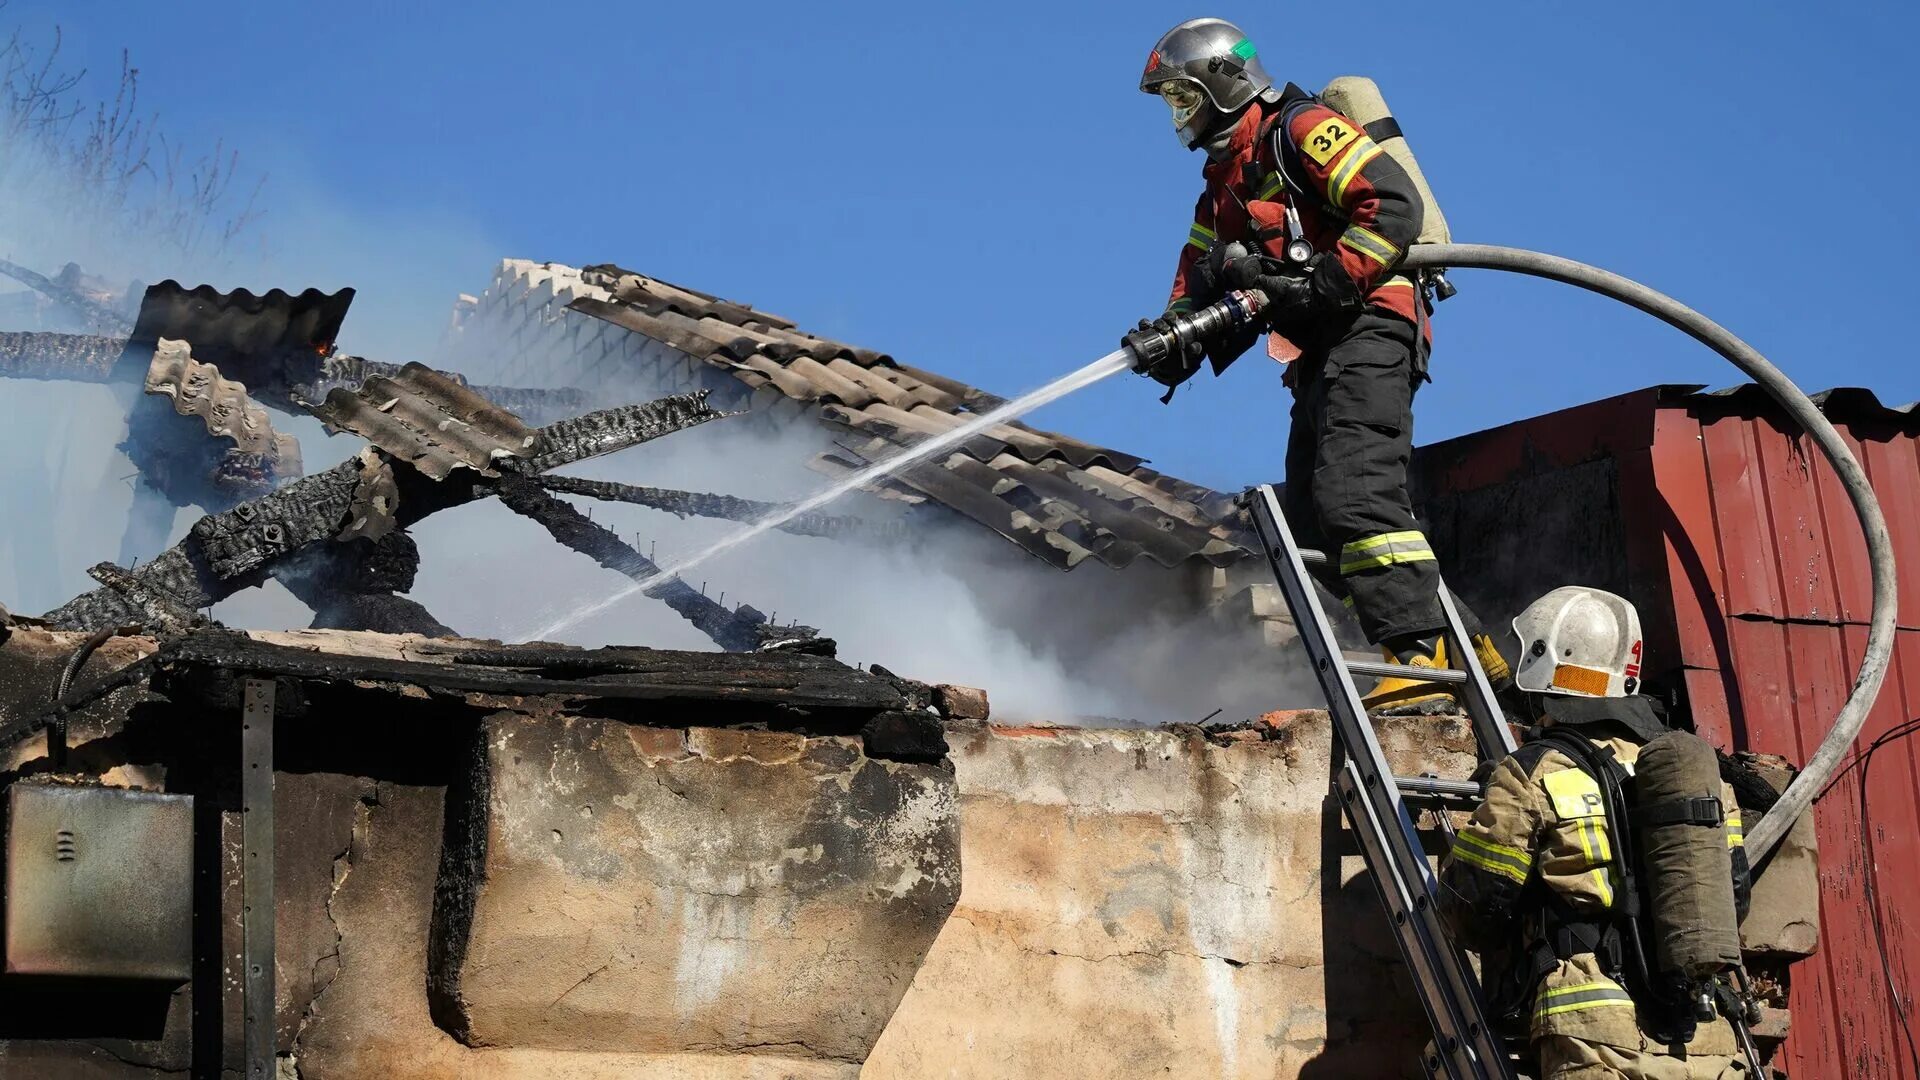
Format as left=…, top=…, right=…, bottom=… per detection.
left=1167, top=84, right=1426, bottom=334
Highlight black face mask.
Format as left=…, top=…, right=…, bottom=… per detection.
left=1199, top=107, right=1245, bottom=162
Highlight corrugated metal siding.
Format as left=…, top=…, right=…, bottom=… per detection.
left=1411, top=384, right=1920, bottom=1078
left=1646, top=395, right=1920, bottom=1079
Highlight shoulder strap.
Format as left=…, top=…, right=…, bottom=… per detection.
left=1267, top=98, right=1322, bottom=209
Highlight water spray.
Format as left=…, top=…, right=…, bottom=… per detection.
left=523, top=345, right=1143, bottom=640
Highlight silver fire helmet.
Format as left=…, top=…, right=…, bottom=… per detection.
left=1139, top=18, right=1274, bottom=149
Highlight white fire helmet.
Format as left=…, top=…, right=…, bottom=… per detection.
left=1511, top=586, right=1644, bottom=699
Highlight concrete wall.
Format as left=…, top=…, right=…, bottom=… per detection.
left=0, top=623, right=1480, bottom=1079
left=867, top=715, right=1474, bottom=1080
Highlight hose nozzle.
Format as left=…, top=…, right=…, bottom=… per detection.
left=1126, top=289, right=1270, bottom=375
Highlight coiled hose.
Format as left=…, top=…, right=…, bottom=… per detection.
left=1399, top=243, right=1895, bottom=864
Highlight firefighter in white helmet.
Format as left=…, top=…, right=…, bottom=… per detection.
left=1437, top=587, right=1759, bottom=1079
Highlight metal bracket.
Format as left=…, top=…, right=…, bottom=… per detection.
left=241, top=678, right=276, bottom=1079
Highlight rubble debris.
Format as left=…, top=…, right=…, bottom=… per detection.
left=273, top=533, right=455, bottom=637
left=340, top=449, right=401, bottom=542
left=312, top=362, right=535, bottom=480
left=41, top=394, right=729, bottom=636
left=933, top=684, right=990, bottom=721
left=143, top=338, right=302, bottom=476
left=533, top=474, right=906, bottom=542
left=494, top=477, right=818, bottom=654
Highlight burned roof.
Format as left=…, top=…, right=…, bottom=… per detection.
left=1, top=627, right=955, bottom=764
left=311, top=361, right=536, bottom=480
left=560, top=263, right=1251, bottom=571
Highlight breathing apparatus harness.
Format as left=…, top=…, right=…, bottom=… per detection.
left=1495, top=704, right=1766, bottom=1071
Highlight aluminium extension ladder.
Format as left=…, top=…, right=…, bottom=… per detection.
left=1244, top=484, right=1520, bottom=1080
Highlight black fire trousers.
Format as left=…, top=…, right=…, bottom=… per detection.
left=1281, top=309, right=1445, bottom=645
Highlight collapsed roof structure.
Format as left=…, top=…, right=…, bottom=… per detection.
left=0, top=256, right=1302, bottom=676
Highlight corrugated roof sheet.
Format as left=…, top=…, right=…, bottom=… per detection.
left=311, top=361, right=535, bottom=481
left=115, top=281, right=355, bottom=387
left=142, top=338, right=302, bottom=476
left=562, top=264, right=1250, bottom=571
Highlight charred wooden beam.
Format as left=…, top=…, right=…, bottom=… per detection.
left=41, top=394, right=729, bottom=631
left=515, top=397, right=729, bottom=474
left=0, top=258, right=133, bottom=335
left=271, top=533, right=456, bottom=637
left=0, top=332, right=125, bottom=381
left=533, top=475, right=902, bottom=543
left=84, top=562, right=206, bottom=636
left=494, top=477, right=819, bottom=654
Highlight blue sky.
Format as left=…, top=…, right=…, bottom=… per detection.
left=6, top=1, right=1918, bottom=493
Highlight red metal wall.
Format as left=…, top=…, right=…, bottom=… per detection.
left=1415, top=385, right=1920, bottom=1078
left=1643, top=390, right=1920, bottom=1079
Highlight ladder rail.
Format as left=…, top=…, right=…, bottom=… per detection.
left=1245, top=484, right=1515, bottom=1080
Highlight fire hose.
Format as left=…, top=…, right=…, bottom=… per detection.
left=1129, top=243, right=1895, bottom=866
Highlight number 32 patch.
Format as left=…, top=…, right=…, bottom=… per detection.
left=1302, top=117, right=1357, bottom=167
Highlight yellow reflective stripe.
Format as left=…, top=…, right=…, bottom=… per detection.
left=1256, top=171, right=1286, bottom=201
left=1340, top=224, right=1401, bottom=268
left=1342, top=530, right=1427, bottom=555
left=1534, top=982, right=1635, bottom=1018
left=1339, top=531, right=1436, bottom=574
left=1726, top=808, right=1745, bottom=848
left=1451, top=832, right=1533, bottom=885
left=1326, top=137, right=1385, bottom=208
left=1577, top=818, right=1614, bottom=907
left=1374, top=275, right=1415, bottom=289
left=1187, top=221, right=1216, bottom=251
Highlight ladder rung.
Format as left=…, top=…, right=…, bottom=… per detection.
left=1298, top=548, right=1329, bottom=567
left=1394, top=775, right=1482, bottom=798
left=1342, top=658, right=1471, bottom=684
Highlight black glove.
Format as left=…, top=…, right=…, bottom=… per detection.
left=1128, top=316, right=1204, bottom=388
left=1186, top=248, right=1227, bottom=309
left=1224, top=252, right=1363, bottom=335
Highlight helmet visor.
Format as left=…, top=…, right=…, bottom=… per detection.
left=1158, top=81, right=1206, bottom=130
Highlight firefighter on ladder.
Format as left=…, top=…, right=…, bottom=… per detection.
left=1437, top=587, right=1757, bottom=1079
left=1132, top=17, right=1499, bottom=707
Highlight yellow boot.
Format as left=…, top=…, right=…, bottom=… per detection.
left=1361, top=637, right=1457, bottom=713
left=1361, top=634, right=1512, bottom=713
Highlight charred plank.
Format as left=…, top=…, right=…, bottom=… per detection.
left=534, top=475, right=901, bottom=542
left=493, top=477, right=817, bottom=654
left=41, top=395, right=729, bottom=631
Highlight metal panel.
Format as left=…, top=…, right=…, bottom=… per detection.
left=1646, top=398, right=1920, bottom=1080
left=241, top=678, right=276, bottom=1079
left=2, top=782, right=194, bottom=980
left=1409, top=383, right=1920, bottom=1079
